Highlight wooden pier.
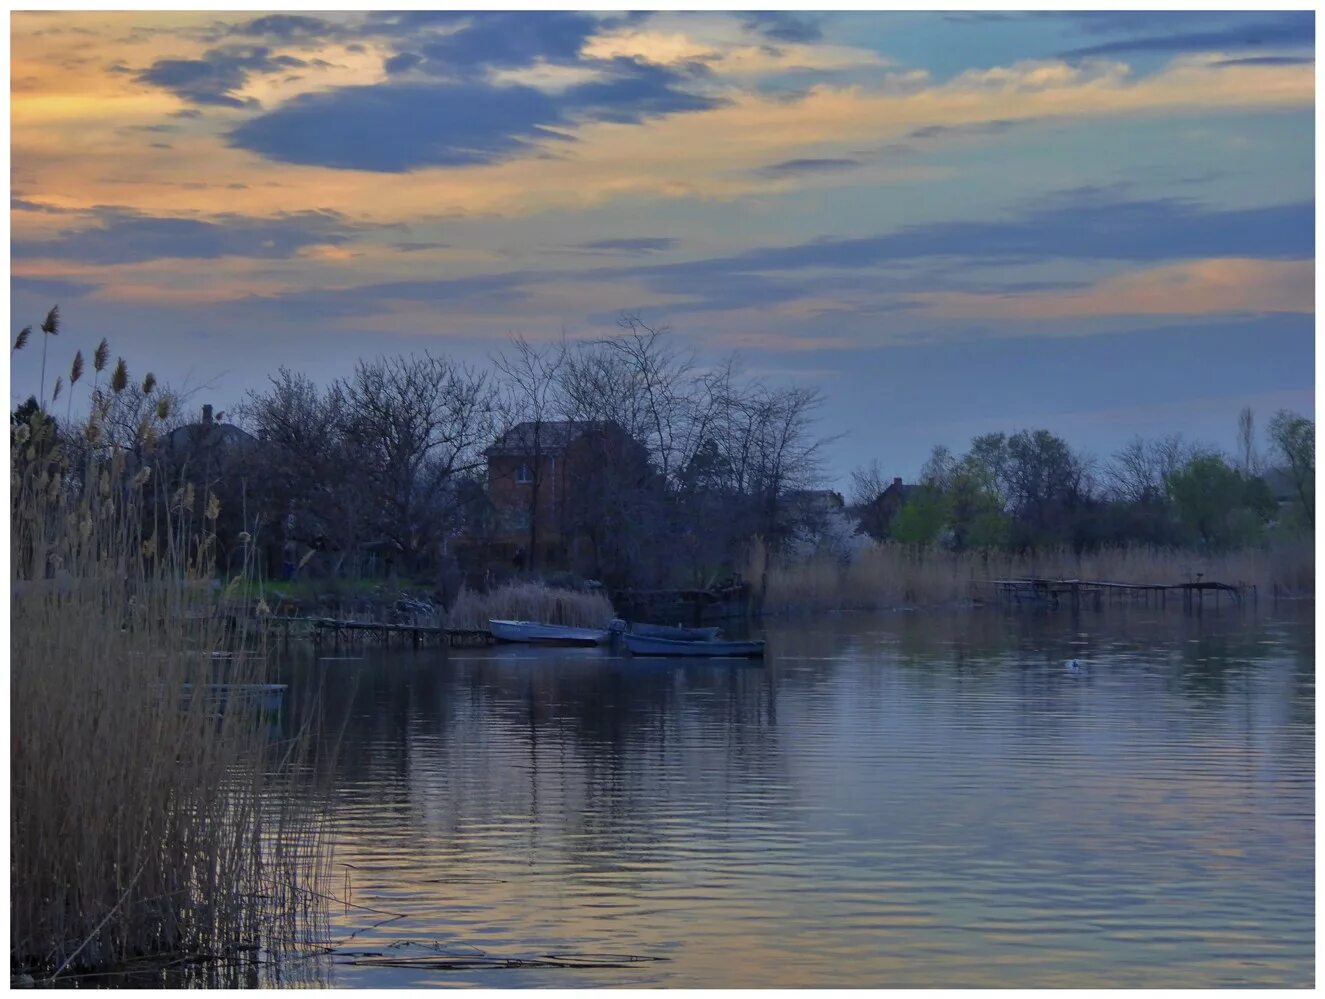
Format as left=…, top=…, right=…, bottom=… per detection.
left=974, top=577, right=1255, bottom=613
left=268, top=616, right=494, bottom=649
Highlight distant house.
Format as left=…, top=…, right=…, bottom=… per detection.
left=855, top=477, right=917, bottom=541
left=162, top=404, right=255, bottom=465
left=482, top=419, right=646, bottom=569
left=785, top=489, right=866, bottom=560
left=785, top=489, right=846, bottom=516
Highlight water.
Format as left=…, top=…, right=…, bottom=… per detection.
left=277, top=607, right=1313, bottom=988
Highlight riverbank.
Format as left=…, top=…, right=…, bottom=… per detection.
left=756, top=540, right=1314, bottom=615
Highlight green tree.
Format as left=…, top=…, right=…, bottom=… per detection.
left=947, top=470, right=1009, bottom=550
left=890, top=486, right=950, bottom=545
left=1166, top=454, right=1270, bottom=548
left=1267, top=410, right=1314, bottom=527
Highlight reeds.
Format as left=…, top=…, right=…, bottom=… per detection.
left=445, top=580, right=616, bottom=629
left=10, top=399, right=329, bottom=978
left=758, top=539, right=1315, bottom=614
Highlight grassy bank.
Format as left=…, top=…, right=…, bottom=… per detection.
left=445, top=580, right=616, bottom=629
left=11, top=419, right=328, bottom=978
left=757, top=540, right=1315, bottom=614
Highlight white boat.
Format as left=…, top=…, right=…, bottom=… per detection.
left=623, top=634, right=765, bottom=658
left=489, top=619, right=611, bottom=646
left=630, top=622, right=722, bottom=641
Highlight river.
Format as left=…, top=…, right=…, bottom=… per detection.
left=273, top=605, right=1313, bottom=988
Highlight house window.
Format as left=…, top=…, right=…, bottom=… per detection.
left=516, top=463, right=533, bottom=484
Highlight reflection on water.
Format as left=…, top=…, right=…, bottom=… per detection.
left=277, top=607, right=1313, bottom=988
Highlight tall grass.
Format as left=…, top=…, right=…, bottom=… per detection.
left=757, top=539, right=1315, bottom=614
left=445, top=580, right=616, bottom=629
left=10, top=402, right=329, bottom=978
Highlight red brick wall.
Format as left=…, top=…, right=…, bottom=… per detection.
left=487, top=453, right=567, bottom=543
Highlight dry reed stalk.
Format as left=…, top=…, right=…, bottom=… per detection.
left=444, top=581, right=616, bottom=629
left=10, top=403, right=332, bottom=979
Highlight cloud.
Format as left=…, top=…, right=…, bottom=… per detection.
left=383, top=51, right=422, bottom=74
left=953, top=58, right=1128, bottom=91
left=228, top=14, right=342, bottom=42
left=12, top=19, right=1313, bottom=225
left=610, top=194, right=1312, bottom=298
left=1062, top=13, right=1314, bottom=58
left=228, top=82, right=567, bottom=171
left=383, top=11, right=599, bottom=77
left=221, top=270, right=537, bottom=322
left=13, top=208, right=352, bottom=264
left=754, top=157, right=861, bottom=177
left=12, top=274, right=101, bottom=298
left=573, top=191, right=1313, bottom=317
left=229, top=59, right=720, bottom=171
left=392, top=241, right=452, bottom=253
left=740, top=12, right=823, bottom=44
left=1212, top=55, right=1314, bottom=67
left=136, top=44, right=307, bottom=107
left=12, top=197, right=73, bottom=214
left=577, top=237, right=678, bottom=253
left=910, top=258, right=1314, bottom=319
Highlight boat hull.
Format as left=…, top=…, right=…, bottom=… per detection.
left=489, top=619, right=610, bottom=646
left=630, top=623, right=722, bottom=641
left=623, top=634, right=765, bottom=658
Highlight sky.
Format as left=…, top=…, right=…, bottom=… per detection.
left=9, top=8, right=1316, bottom=488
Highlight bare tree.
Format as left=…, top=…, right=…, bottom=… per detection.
left=1267, top=410, right=1314, bottom=527
left=849, top=459, right=888, bottom=508
left=601, top=315, right=698, bottom=486
left=242, top=368, right=363, bottom=574
left=1106, top=433, right=1200, bottom=504
left=558, top=341, right=662, bottom=583
left=340, top=352, right=496, bottom=574
left=920, top=444, right=957, bottom=491
left=1238, top=406, right=1259, bottom=477
left=492, top=336, right=567, bottom=571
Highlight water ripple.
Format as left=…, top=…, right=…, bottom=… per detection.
left=278, top=608, right=1313, bottom=987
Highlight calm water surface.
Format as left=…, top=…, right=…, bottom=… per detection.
left=276, top=607, right=1313, bottom=988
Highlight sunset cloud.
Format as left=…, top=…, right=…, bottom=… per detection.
left=10, top=10, right=1314, bottom=482
left=909, top=258, right=1314, bottom=320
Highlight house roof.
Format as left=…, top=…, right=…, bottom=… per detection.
left=484, top=420, right=619, bottom=457
left=164, top=420, right=256, bottom=453
left=786, top=489, right=845, bottom=509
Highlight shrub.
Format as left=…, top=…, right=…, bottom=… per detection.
left=445, top=580, right=616, bottom=629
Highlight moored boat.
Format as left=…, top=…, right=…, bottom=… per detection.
left=489, top=619, right=611, bottom=646
left=630, top=622, right=722, bottom=641
left=623, top=634, right=765, bottom=658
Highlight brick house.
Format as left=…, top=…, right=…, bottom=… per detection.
left=482, top=419, right=647, bottom=570
left=856, top=477, right=917, bottom=541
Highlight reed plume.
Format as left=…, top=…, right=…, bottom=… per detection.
left=110, top=357, right=129, bottom=393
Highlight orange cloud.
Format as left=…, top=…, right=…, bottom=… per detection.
left=9, top=12, right=1316, bottom=227
left=909, top=258, right=1314, bottom=320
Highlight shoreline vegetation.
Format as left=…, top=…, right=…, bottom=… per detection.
left=445, top=580, right=616, bottom=630
left=753, top=539, right=1315, bottom=616
left=11, top=324, right=330, bottom=982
